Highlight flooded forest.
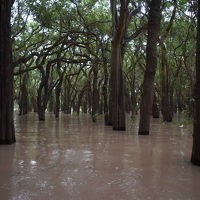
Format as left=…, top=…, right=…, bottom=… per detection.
left=1, top=0, right=200, bottom=199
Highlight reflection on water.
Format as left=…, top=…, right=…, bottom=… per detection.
left=0, top=113, right=199, bottom=200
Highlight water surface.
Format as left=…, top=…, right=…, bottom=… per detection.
left=0, top=113, right=199, bottom=200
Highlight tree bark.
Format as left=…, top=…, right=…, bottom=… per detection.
left=54, top=83, right=61, bottom=118
left=160, top=46, right=173, bottom=122
left=138, top=0, right=162, bottom=135
left=110, top=0, right=128, bottom=130
left=152, top=91, right=159, bottom=118
left=111, top=42, right=126, bottom=130
left=62, top=79, right=71, bottom=114
left=0, top=0, right=16, bottom=144
left=92, top=64, right=99, bottom=122
left=191, top=0, right=200, bottom=165
left=102, top=62, right=109, bottom=125
left=19, top=74, right=29, bottom=115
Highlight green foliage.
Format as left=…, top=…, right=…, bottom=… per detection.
left=11, top=0, right=197, bottom=122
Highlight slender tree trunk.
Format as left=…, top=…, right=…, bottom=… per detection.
left=106, top=74, right=113, bottom=126
left=125, top=85, right=132, bottom=113
left=138, top=0, right=162, bottom=135
left=37, top=80, right=50, bottom=120
left=48, top=95, right=54, bottom=112
left=37, top=64, right=54, bottom=120
left=62, top=79, right=71, bottom=114
left=92, top=64, right=99, bottom=122
left=76, top=88, right=85, bottom=115
left=130, top=67, right=136, bottom=117
left=82, top=96, right=88, bottom=114
left=32, top=96, right=38, bottom=112
left=54, top=82, right=62, bottom=118
left=98, top=97, right=103, bottom=114
left=37, top=99, right=45, bottom=120
left=161, top=47, right=173, bottom=122
left=191, top=0, right=200, bottom=165
left=0, top=0, right=16, bottom=144
left=87, top=81, right=92, bottom=114
left=19, top=74, right=28, bottom=115
left=102, top=63, right=109, bottom=125
left=152, top=91, right=159, bottom=118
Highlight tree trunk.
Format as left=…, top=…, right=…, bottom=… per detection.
left=124, top=85, right=132, bottom=113
left=87, top=81, right=92, bottom=114
left=130, top=67, right=136, bottom=117
left=109, top=0, right=130, bottom=130
left=138, top=0, right=162, bottom=135
left=0, top=0, right=16, bottom=144
left=82, top=97, right=88, bottom=114
left=76, top=88, right=85, bottom=115
left=161, top=46, right=173, bottom=122
left=191, top=0, right=200, bottom=165
left=19, top=74, right=29, bottom=115
left=32, top=97, right=38, bottom=112
left=102, top=63, right=109, bottom=125
left=152, top=91, right=159, bottom=118
left=54, top=82, right=62, bottom=118
left=37, top=82, right=46, bottom=121
left=111, top=42, right=126, bottom=130
left=48, top=95, right=54, bottom=112
left=37, top=63, right=54, bottom=120
left=62, top=79, right=71, bottom=114
left=92, top=64, right=99, bottom=122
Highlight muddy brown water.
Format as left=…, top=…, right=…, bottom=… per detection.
left=0, top=113, right=199, bottom=200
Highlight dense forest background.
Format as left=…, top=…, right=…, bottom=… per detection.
left=11, top=0, right=197, bottom=126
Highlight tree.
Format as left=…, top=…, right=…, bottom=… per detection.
left=110, top=0, right=140, bottom=130
left=191, top=0, right=200, bottom=165
left=0, top=0, right=16, bottom=144
left=138, top=0, right=162, bottom=135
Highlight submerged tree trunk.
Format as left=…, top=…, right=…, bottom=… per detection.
left=111, top=42, right=126, bottom=130
left=152, top=91, right=159, bottom=118
left=37, top=61, right=56, bottom=121
left=37, top=81, right=46, bottom=121
left=138, top=0, right=162, bottom=135
left=92, top=64, right=99, bottom=122
left=54, top=82, right=62, bottom=118
left=62, top=79, right=71, bottom=114
left=107, top=81, right=113, bottom=126
left=19, top=73, right=29, bottom=115
left=130, top=66, right=137, bottom=117
left=48, top=95, right=54, bottom=112
left=102, top=62, right=109, bottom=125
left=76, top=85, right=86, bottom=115
left=0, top=0, right=16, bottom=144
left=124, top=85, right=132, bottom=113
left=191, top=0, right=200, bottom=166
left=82, top=96, right=88, bottom=114
left=160, top=46, right=173, bottom=122
left=110, top=0, right=128, bottom=130
left=32, top=96, right=38, bottom=112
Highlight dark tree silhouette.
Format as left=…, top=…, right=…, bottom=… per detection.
left=191, top=0, right=200, bottom=165
left=138, top=0, right=162, bottom=135
left=0, top=0, right=16, bottom=144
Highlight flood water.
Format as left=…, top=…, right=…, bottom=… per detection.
left=0, top=113, right=199, bottom=200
